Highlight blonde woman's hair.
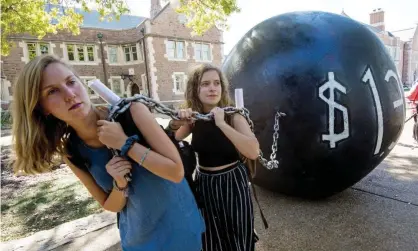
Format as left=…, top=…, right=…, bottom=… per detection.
left=184, top=64, right=233, bottom=112
left=11, top=55, right=75, bottom=175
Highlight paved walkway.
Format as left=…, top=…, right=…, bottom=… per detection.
left=2, top=114, right=417, bottom=251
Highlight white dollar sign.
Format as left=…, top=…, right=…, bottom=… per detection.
left=319, top=72, right=350, bottom=148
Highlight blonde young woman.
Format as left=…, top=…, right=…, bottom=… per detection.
left=11, top=55, right=205, bottom=251
left=167, top=64, right=260, bottom=251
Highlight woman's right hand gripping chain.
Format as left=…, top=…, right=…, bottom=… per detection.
left=169, top=108, right=194, bottom=129
left=106, top=157, right=132, bottom=188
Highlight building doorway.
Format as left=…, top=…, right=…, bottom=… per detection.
left=131, top=83, right=140, bottom=95
left=127, top=81, right=141, bottom=97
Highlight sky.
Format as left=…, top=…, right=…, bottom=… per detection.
left=125, top=0, right=418, bottom=55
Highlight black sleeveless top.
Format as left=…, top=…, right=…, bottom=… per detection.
left=191, top=118, right=240, bottom=167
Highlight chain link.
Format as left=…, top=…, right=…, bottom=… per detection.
left=107, top=94, right=284, bottom=170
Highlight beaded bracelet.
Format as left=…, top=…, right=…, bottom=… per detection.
left=120, top=135, right=140, bottom=157
left=113, top=179, right=129, bottom=197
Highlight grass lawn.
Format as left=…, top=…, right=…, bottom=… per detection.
left=1, top=155, right=103, bottom=242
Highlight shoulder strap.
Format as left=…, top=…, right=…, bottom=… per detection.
left=228, top=114, right=268, bottom=229
left=248, top=173, right=269, bottom=229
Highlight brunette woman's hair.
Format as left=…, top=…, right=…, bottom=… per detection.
left=184, top=64, right=233, bottom=112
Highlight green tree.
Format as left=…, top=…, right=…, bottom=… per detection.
left=173, top=0, right=240, bottom=35
left=1, top=0, right=240, bottom=56
left=1, top=0, right=130, bottom=56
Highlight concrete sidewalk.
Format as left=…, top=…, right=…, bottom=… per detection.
left=1, top=212, right=120, bottom=251
left=2, top=116, right=417, bottom=251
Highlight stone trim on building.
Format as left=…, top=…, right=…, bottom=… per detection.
left=146, top=37, right=159, bottom=101
left=140, top=73, right=148, bottom=96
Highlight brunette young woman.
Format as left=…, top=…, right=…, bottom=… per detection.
left=167, top=64, right=260, bottom=251
left=11, top=55, right=205, bottom=251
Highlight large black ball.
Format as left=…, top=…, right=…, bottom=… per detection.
left=223, top=11, right=405, bottom=199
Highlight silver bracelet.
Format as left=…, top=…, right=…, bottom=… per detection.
left=140, top=148, right=151, bottom=165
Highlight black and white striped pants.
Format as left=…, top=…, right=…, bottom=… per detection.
left=195, top=162, right=257, bottom=251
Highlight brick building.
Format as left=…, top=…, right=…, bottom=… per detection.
left=402, top=27, right=418, bottom=86
left=0, top=0, right=224, bottom=109
left=341, top=9, right=418, bottom=86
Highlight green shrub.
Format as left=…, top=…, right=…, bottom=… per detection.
left=1, top=110, right=12, bottom=129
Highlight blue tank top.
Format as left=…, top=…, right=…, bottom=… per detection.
left=74, top=137, right=205, bottom=251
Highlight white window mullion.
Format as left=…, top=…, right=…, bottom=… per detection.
left=84, top=45, right=88, bottom=62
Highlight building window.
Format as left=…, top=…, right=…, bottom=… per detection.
left=67, top=44, right=95, bottom=62
left=385, top=45, right=401, bottom=61
left=172, top=72, right=187, bottom=94
left=167, top=40, right=185, bottom=60
left=110, top=77, right=124, bottom=96
left=27, top=43, right=37, bottom=60
left=87, top=46, right=94, bottom=61
left=27, top=42, right=50, bottom=60
left=195, top=42, right=211, bottom=61
left=79, top=76, right=97, bottom=97
left=40, top=44, right=49, bottom=54
left=123, top=44, right=141, bottom=62
left=78, top=47, right=85, bottom=61
left=67, top=45, right=75, bottom=61
left=108, top=46, right=118, bottom=63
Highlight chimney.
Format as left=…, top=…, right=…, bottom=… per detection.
left=150, top=0, right=162, bottom=19
left=370, top=8, right=385, bottom=31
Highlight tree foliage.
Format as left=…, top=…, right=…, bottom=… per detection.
left=0, top=0, right=240, bottom=56
left=1, top=0, right=129, bottom=56
left=174, top=0, right=240, bottom=36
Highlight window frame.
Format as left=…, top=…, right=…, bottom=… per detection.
left=26, top=42, right=50, bottom=60
left=79, top=76, right=99, bottom=99
left=66, top=44, right=96, bottom=63
left=122, top=44, right=142, bottom=63
left=166, top=40, right=186, bottom=60
left=109, top=76, right=125, bottom=97
left=194, top=42, right=211, bottom=62
left=107, top=45, right=119, bottom=64
left=172, top=72, right=187, bottom=94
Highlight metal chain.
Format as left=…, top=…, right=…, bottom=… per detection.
left=107, top=94, right=284, bottom=170
left=258, top=111, right=286, bottom=170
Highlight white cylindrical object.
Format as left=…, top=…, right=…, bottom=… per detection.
left=87, top=79, right=121, bottom=105
left=235, top=88, right=244, bottom=108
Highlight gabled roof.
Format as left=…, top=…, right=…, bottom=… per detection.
left=151, top=1, right=171, bottom=20
left=391, top=26, right=418, bottom=42
left=46, top=4, right=146, bottom=30
left=77, top=9, right=146, bottom=29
